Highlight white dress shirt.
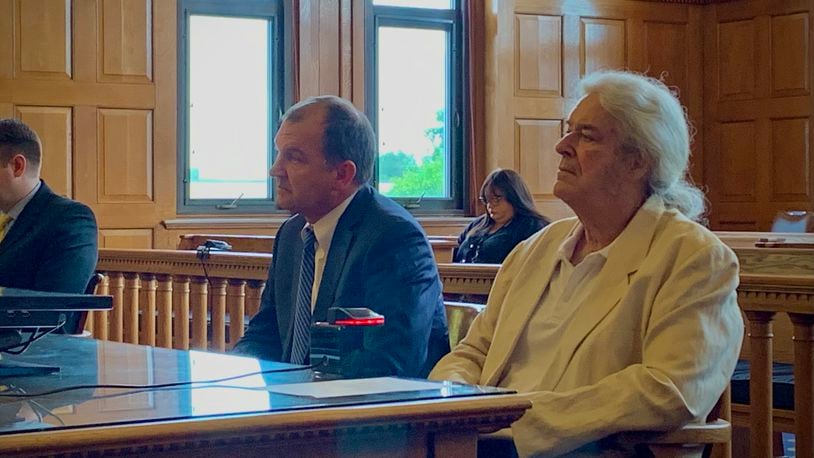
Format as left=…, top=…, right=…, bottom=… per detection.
left=302, top=189, right=359, bottom=310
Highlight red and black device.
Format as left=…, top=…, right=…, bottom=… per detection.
left=310, top=307, right=384, bottom=378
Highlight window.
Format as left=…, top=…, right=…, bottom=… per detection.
left=367, top=0, right=465, bottom=212
left=178, top=0, right=289, bottom=213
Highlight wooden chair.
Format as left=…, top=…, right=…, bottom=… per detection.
left=616, top=386, right=732, bottom=457
left=443, top=300, right=485, bottom=348
left=73, top=272, right=105, bottom=335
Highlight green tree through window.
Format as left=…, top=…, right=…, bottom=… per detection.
left=388, top=110, right=444, bottom=197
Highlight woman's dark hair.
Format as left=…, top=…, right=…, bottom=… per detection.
left=467, top=168, right=547, bottom=237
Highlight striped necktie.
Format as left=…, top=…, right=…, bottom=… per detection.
left=290, top=226, right=316, bottom=365
left=0, top=213, right=12, bottom=243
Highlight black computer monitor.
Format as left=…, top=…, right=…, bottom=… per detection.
left=0, top=287, right=112, bottom=376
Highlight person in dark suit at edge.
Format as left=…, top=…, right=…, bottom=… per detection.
left=232, top=96, right=449, bottom=378
left=0, top=118, right=99, bottom=334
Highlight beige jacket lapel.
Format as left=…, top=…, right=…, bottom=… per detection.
left=480, top=196, right=666, bottom=389
left=541, top=196, right=665, bottom=390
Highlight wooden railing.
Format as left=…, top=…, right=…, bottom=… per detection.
left=93, top=249, right=269, bottom=351
left=92, top=242, right=813, bottom=457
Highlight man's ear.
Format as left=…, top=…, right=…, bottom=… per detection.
left=333, top=160, right=358, bottom=188
left=9, top=154, right=27, bottom=178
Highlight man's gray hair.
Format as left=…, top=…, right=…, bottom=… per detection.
left=579, top=71, right=706, bottom=221
left=282, top=95, right=376, bottom=185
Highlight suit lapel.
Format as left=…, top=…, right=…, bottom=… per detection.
left=540, top=196, right=665, bottom=390
left=1, top=181, right=50, bottom=250
left=481, top=220, right=580, bottom=386
left=312, top=186, right=372, bottom=320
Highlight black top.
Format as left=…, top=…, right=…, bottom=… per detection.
left=454, top=213, right=547, bottom=264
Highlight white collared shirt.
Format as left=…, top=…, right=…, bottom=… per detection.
left=497, top=224, right=614, bottom=392
left=302, top=188, right=359, bottom=310
left=1, top=180, right=41, bottom=234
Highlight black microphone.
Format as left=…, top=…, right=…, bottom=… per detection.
left=310, top=308, right=384, bottom=378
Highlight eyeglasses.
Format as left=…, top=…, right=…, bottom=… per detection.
left=479, top=195, right=504, bottom=205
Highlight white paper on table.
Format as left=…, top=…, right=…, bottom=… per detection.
left=266, top=377, right=443, bottom=399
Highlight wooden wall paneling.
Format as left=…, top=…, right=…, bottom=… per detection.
left=705, top=2, right=812, bottom=230
left=298, top=0, right=341, bottom=98
left=515, top=119, right=561, bottom=196
left=99, top=0, right=153, bottom=83
left=318, top=0, right=340, bottom=96
left=15, top=0, right=72, bottom=79
left=515, top=14, right=562, bottom=97
left=771, top=13, right=809, bottom=97
left=0, top=0, right=11, bottom=80
left=717, top=19, right=757, bottom=100
left=298, top=0, right=319, bottom=99
left=718, top=120, right=758, bottom=202
left=16, top=105, right=72, bottom=197
left=73, top=105, right=97, bottom=205
left=339, top=0, right=352, bottom=100
left=72, top=0, right=97, bottom=82
left=0, top=104, right=12, bottom=118
left=770, top=117, right=810, bottom=202
left=97, top=108, right=153, bottom=203
left=484, top=0, right=513, bottom=175
left=100, top=228, right=154, bottom=249
left=580, top=18, right=627, bottom=75
left=351, top=0, right=365, bottom=109
left=150, top=0, right=177, bottom=245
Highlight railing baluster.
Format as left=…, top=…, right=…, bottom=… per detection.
left=123, top=274, right=141, bottom=344
left=227, top=280, right=246, bottom=350
left=93, top=274, right=110, bottom=341
left=140, top=274, right=157, bottom=346
left=190, top=278, right=208, bottom=350
left=173, top=276, right=190, bottom=350
left=790, top=313, right=814, bottom=458
left=210, top=278, right=228, bottom=352
left=109, top=273, right=125, bottom=342
left=744, top=310, right=775, bottom=458
left=156, top=274, right=173, bottom=349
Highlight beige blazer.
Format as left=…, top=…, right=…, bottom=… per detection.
left=430, top=197, right=744, bottom=457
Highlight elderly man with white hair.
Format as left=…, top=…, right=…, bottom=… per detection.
left=430, top=70, right=743, bottom=457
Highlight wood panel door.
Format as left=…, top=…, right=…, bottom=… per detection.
left=704, top=1, right=813, bottom=231
left=485, top=0, right=704, bottom=222
left=0, top=0, right=176, bottom=249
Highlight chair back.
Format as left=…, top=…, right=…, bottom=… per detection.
left=615, top=386, right=732, bottom=458
left=72, top=273, right=105, bottom=335
left=771, top=210, right=814, bottom=233
left=443, top=301, right=485, bottom=348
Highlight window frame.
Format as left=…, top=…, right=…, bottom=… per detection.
left=177, top=0, right=291, bottom=214
left=365, top=1, right=466, bottom=213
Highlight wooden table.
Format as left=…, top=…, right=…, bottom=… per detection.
left=0, top=336, right=529, bottom=457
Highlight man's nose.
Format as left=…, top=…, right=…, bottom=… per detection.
left=555, top=134, right=573, bottom=157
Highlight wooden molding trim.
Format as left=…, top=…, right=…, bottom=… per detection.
left=97, top=248, right=272, bottom=281
left=0, top=395, right=530, bottom=456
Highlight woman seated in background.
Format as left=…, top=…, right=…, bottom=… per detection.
left=454, top=169, right=549, bottom=264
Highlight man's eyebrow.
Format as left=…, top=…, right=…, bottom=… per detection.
left=565, top=121, right=599, bottom=132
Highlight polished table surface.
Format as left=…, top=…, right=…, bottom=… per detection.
left=0, top=336, right=529, bottom=457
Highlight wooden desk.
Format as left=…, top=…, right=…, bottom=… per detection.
left=0, top=336, right=529, bottom=457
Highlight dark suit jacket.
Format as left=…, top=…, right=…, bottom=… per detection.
left=234, top=185, right=449, bottom=378
left=0, top=181, right=99, bottom=333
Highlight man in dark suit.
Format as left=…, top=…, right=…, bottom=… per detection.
left=233, top=96, right=449, bottom=378
left=0, top=119, right=98, bottom=333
